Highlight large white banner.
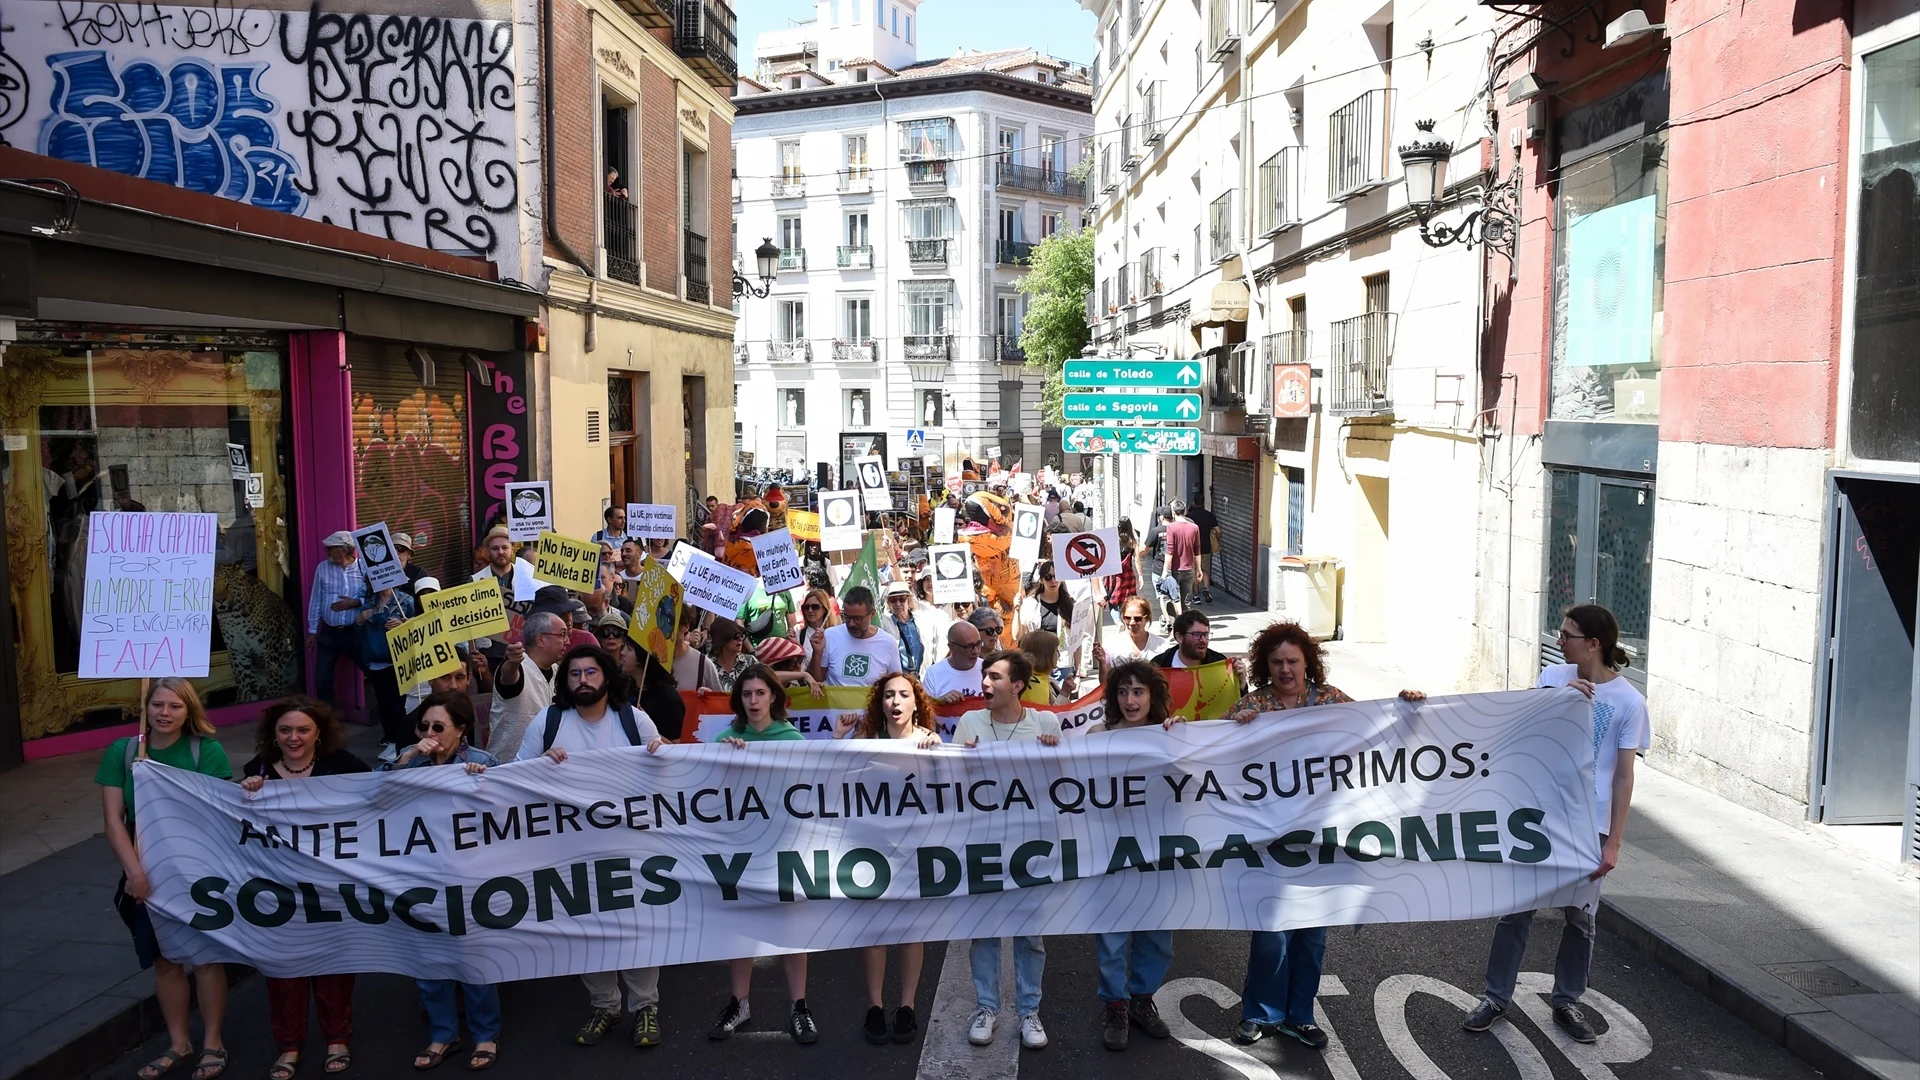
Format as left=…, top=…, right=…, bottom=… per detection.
left=135, top=690, right=1602, bottom=982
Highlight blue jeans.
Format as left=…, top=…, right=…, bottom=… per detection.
left=1241, top=927, right=1327, bottom=1027
left=971, top=936, right=1045, bottom=1016
left=1096, top=930, right=1174, bottom=1003
left=417, top=980, right=501, bottom=1044
left=1483, top=905, right=1595, bottom=1009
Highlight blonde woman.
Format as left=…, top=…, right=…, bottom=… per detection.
left=97, top=678, right=236, bottom=1080
left=796, top=587, right=840, bottom=671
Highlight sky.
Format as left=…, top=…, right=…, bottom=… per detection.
left=735, top=0, right=1098, bottom=67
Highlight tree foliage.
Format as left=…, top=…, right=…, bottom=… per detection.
left=1015, top=227, right=1094, bottom=427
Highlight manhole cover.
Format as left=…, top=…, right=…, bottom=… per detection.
left=1760, top=963, right=1875, bottom=997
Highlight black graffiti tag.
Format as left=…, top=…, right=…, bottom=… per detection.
left=57, top=1, right=273, bottom=54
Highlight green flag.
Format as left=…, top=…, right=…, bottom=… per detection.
left=839, top=532, right=880, bottom=600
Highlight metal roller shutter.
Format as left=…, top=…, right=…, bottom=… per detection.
left=347, top=340, right=473, bottom=590
left=1211, top=458, right=1257, bottom=605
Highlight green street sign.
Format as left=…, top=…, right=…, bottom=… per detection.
left=1062, top=392, right=1202, bottom=422
left=1062, top=359, right=1206, bottom=389
left=1063, top=426, right=1202, bottom=455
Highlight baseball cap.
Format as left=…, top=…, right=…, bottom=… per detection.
left=414, top=576, right=442, bottom=594
left=321, top=530, right=354, bottom=549
left=529, top=585, right=573, bottom=617
left=593, top=610, right=628, bottom=631
left=392, top=532, right=413, bottom=551
left=566, top=599, right=591, bottom=625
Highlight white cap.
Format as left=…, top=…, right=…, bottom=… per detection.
left=322, top=530, right=355, bottom=549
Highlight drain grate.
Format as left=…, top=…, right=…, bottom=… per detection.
left=1760, top=963, right=1876, bottom=997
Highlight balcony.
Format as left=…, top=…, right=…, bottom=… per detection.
left=899, top=119, right=956, bottom=160
left=684, top=231, right=709, bottom=304
left=995, top=162, right=1087, bottom=200
left=1263, top=328, right=1308, bottom=367
left=1261, top=329, right=1309, bottom=417
left=1099, top=149, right=1116, bottom=194
left=770, top=339, right=812, bottom=364
left=906, top=239, right=949, bottom=268
left=996, top=239, right=1034, bottom=266
left=1329, top=88, right=1395, bottom=201
left=672, top=0, right=737, bottom=88
left=1120, top=113, right=1140, bottom=171
left=1210, top=342, right=1254, bottom=410
left=1328, top=311, right=1395, bottom=415
left=905, top=159, right=950, bottom=193
left=777, top=248, right=806, bottom=272
left=997, top=335, right=1026, bottom=362
left=734, top=342, right=750, bottom=364
left=832, top=339, right=876, bottom=361
left=770, top=174, right=806, bottom=198
left=1209, top=191, right=1237, bottom=263
left=1258, top=146, right=1305, bottom=236
left=905, top=335, right=952, bottom=380
left=836, top=245, right=873, bottom=269
left=837, top=168, right=873, bottom=194
left=1143, top=81, right=1165, bottom=144
left=603, top=191, right=639, bottom=285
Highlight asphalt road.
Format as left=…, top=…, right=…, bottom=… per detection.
left=95, top=913, right=1821, bottom=1080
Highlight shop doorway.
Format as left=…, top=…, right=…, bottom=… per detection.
left=1540, top=468, right=1656, bottom=692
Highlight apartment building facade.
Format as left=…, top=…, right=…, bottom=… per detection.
left=732, top=0, right=1093, bottom=482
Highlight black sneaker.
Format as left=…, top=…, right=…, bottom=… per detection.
left=708, top=996, right=751, bottom=1040
left=1129, top=995, right=1169, bottom=1039
left=789, top=1000, right=820, bottom=1045
left=890, top=1006, right=918, bottom=1044
left=1102, top=1001, right=1130, bottom=1051
left=1553, top=1003, right=1597, bottom=1044
left=575, top=1008, right=620, bottom=1046
left=1280, top=1022, right=1329, bottom=1049
left=1233, top=1019, right=1268, bottom=1044
left=631, top=1004, right=660, bottom=1048
left=864, top=1005, right=889, bottom=1045
left=1461, top=999, right=1505, bottom=1033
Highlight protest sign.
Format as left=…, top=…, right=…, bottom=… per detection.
left=752, top=530, right=806, bottom=594
left=421, top=579, right=510, bottom=641
left=627, top=504, right=678, bottom=541
left=932, top=506, right=956, bottom=545
left=928, top=544, right=974, bottom=604
left=854, top=456, right=891, bottom=512
left=80, top=512, right=217, bottom=678
left=245, top=473, right=266, bottom=509
left=1053, top=528, right=1122, bottom=582
left=353, top=522, right=409, bottom=592
left=133, top=689, right=1603, bottom=982
left=1010, top=504, right=1045, bottom=564
left=818, top=490, right=863, bottom=551
left=787, top=510, right=821, bottom=544
left=533, top=532, right=601, bottom=591
left=504, top=482, right=553, bottom=542
left=681, top=553, right=757, bottom=618
left=627, top=557, right=683, bottom=666
left=225, top=443, right=250, bottom=480
left=385, top=610, right=463, bottom=688
left=665, top=541, right=698, bottom=582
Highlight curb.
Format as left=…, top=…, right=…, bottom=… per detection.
left=5, top=967, right=256, bottom=1080
left=1598, top=897, right=1914, bottom=1080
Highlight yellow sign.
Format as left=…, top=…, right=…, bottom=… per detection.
left=533, top=531, right=601, bottom=591
left=787, top=510, right=820, bottom=544
left=386, top=611, right=463, bottom=688
left=421, top=578, right=510, bottom=640
left=626, top=555, right=683, bottom=667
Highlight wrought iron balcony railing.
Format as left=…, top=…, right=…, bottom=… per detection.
left=603, top=191, right=639, bottom=285
left=906, top=239, right=948, bottom=267
left=1327, top=311, right=1395, bottom=415
left=684, top=230, right=709, bottom=303
left=836, top=245, right=873, bottom=269
left=996, top=240, right=1034, bottom=266
left=1329, top=88, right=1395, bottom=201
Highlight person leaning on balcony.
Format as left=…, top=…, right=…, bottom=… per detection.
left=606, top=169, right=629, bottom=200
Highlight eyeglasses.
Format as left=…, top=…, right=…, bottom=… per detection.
left=951, top=641, right=981, bottom=651
left=1182, top=630, right=1211, bottom=640
left=1555, top=628, right=1592, bottom=642
left=415, top=721, right=450, bottom=734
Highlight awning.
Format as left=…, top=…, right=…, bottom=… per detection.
left=1191, top=281, right=1249, bottom=328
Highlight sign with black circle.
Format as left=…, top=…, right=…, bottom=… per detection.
left=819, top=489, right=863, bottom=551
left=1010, top=504, right=1045, bottom=564
left=928, top=544, right=974, bottom=604
left=353, top=521, right=409, bottom=591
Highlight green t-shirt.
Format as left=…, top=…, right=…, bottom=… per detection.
left=713, top=719, right=804, bottom=743
left=95, top=735, right=234, bottom=827
left=737, top=587, right=797, bottom=646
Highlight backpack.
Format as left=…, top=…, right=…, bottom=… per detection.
left=127, top=734, right=201, bottom=770
left=540, top=702, right=647, bottom=753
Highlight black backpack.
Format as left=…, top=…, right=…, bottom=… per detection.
left=539, top=703, right=648, bottom=752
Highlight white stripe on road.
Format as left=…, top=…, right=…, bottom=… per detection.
left=917, top=939, right=1021, bottom=1079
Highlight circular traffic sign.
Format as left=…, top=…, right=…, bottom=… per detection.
left=1064, top=533, right=1106, bottom=576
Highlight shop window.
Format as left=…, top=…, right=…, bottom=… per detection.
left=1, top=333, right=297, bottom=741
left=1540, top=468, right=1655, bottom=689
left=1850, top=37, right=1920, bottom=463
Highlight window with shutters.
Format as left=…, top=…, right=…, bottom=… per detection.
left=348, top=340, right=470, bottom=590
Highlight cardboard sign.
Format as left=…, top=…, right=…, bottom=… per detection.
left=1053, top=527, right=1123, bottom=581
left=928, top=544, right=975, bottom=604
left=854, top=455, right=891, bottom=512
left=1010, top=503, right=1045, bottom=564
left=504, top=481, right=553, bottom=542
left=244, top=473, right=266, bottom=509
left=932, top=506, right=956, bottom=545
left=533, top=531, right=601, bottom=591
left=225, top=442, right=250, bottom=480
left=422, top=577, right=510, bottom=640
left=818, top=489, right=864, bottom=552
left=681, top=552, right=757, bottom=619
left=627, top=556, right=683, bottom=667
left=353, top=522, right=409, bottom=592
left=787, top=509, right=821, bottom=544
left=627, top=503, right=678, bottom=541
left=752, top=529, right=806, bottom=594
left=79, top=512, right=217, bottom=678
left=385, top=610, right=463, bottom=688
left=665, top=540, right=699, bottom=582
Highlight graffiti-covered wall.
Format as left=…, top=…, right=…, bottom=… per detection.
left=2, top=1, right=526, bottom=264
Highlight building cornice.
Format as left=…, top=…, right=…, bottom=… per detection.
left=547, top=263, right=737, bottom=339
left=734, top=71, right=1092, bottom=116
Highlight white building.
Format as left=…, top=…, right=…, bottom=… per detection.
left=1081, top=0, right=1499, bottom=687
left=732, top=0, right=1094, bottom=483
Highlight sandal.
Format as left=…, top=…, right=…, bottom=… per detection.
left=137, top=1048, right=191, bottom=1080
left=413, top=1040, right=463, bottom=1071
left=323, top=1048, right=350, bottom=1075
left=466, top=1045, right=498, bottom=1072
left=268, top=1057, right=299, bottom=1080
left=192, top=1049, right=230, bottom=1080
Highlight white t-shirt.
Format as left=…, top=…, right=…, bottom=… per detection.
left=514, top=704, right=660, bottom=761
left=1105, top=632, right=1168, bottom=665
left=952, top=707, right=1062, bottom=745
left=487, top=656, right=554, bottom=762
left=922, top=659, right=983, bottom=699
left=820, top=624, right=903, bottom=686
left=1539, top=664, right=1651, bottom=835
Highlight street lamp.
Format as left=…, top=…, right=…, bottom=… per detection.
left=1397, top=119, right=1518, bottom=263
left=733, top=237, right=781, bottom=299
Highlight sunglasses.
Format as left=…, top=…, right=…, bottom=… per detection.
left=415, top=721, right=452, bottom=734
left=803, top=603, right=824, bottom=612
left=1122, top=615, right=1146, bottom=624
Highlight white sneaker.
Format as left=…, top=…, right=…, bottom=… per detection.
left=1020, top=1013, right=1048, bottom=1049
left=968, top=1007, right=997, bottom=1046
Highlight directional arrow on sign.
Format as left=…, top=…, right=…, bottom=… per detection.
left=1062, top=393, right=1204, bottom=422
left=1062, top=359, right=1207, bottom=389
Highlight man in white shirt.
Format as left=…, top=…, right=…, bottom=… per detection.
left=513, top=644, right=669, bottom=1049
left=808, top=586, right=901, bottom=687
left=921, top=620, right=984, bottom=703
left=487, top=611, right=568, bottom=760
